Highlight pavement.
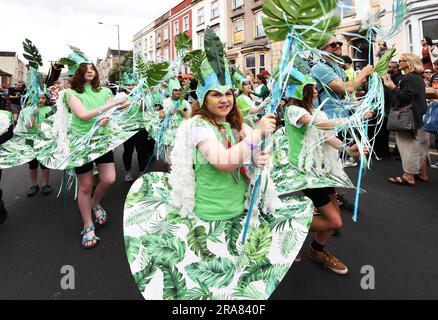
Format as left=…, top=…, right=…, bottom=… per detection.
left=0, top=148, right=437, bottom=300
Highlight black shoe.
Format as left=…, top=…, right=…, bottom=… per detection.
left=42, top=185, right=52, bottom=195
left=336, top=193, right=355, bottom=211
left=27, top=185, right=40, bottom=197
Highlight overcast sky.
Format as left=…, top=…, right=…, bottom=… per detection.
left=1, top=0, right=180, bottom=72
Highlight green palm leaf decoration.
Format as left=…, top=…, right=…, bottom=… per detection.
left=136, top=58, right=170, bottom=87
left=166, top=212, right=195, bottom=229
left=185, top=281, right=214, bottom=300
left=233, top=283, right=265, bottom=300
left=204, top=27, right=226, bottom=85
left=124, top=236, right=141, bottom=264
left=375, top=47, right=397, bottom=76
left=162, top=265, right=187, bottom=300
left=174, top=32, right=192, bottom=53
left=185, top=257, right=236, bottom=289
left=244, top=224, right=273, bottom=261
left=183, top=50, right=206, bottom=85
left=141, top=234, right=186, bottom=267
left=225, top=215, right=244, bottom=256
left=262, top=0, right=341, bottom=48
left=188, top=226, right=216, bottom=261
left=279, top=229, right=299, bottom=257
left=22, top=39, right=43, bottom=69
left=133, top=259, right=158, bottom=292
left=238, top=258, right=289, bottom=289
left=207, top=221, right=227, bottom=243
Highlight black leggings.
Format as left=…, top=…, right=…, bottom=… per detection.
left=29, top=159, right=47, bottom=170
left=123, top=130, right=155, bottom=172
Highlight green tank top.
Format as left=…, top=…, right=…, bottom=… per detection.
left=65, top=85, right=114, bottom=135
left=193, top=119, right=247, bottom=221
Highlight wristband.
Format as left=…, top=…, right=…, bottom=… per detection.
left=243, top=137, right=257, bottom=151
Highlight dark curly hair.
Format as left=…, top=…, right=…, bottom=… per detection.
left=70, top=63, right=101, bottom=94
left=192, top=91, right=244, bottom=135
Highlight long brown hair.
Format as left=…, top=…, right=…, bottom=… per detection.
left=192, top=91, right=244, bottom=134
left=287, top=84, right=315, bottom=114
left=71, top=63, right=102, bottom=94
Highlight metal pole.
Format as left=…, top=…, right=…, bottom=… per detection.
left=117, top=24, right=121, bottom=85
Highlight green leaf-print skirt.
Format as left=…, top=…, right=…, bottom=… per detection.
left=123, top=172, right=313, bottom=300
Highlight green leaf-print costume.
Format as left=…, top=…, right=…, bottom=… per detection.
left=124, top=117, right=313, bottom=300
left=33, top=86, right=139, bottom=170
left=270, top=106, right=354, bottom=196
left=0, top=110, right=36, bottom=169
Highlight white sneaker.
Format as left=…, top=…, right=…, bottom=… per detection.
left=343, top=158, right=358, bottom=168
left=124, top=171, right=134, bottom=182
left=431, top=162, right=438, bottom=169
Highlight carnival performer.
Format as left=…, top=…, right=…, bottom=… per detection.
left=64, top=62, right=130, bottom=248
left=156, top=79, right=191, bottom=165
left=123, top=28, right=313, bottom=300
left=281, top=73, right=369, bottom=274
left=24, top=93, right=54, bottom=197
left=236, top=80, right=264, bottom=119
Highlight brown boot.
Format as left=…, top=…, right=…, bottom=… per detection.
left=307, top=245, right=348, bottom=275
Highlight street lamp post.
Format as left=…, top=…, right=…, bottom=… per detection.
left=98, top=22, right=121, bottom=84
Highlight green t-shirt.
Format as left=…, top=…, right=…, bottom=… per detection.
left=23, top=106, right=53, bottom=134
left=65, top=85, right=114, bottom=135
left=284, top=105, right=309, bottom=166
left=236, top=94, right=254, bottom=117
left=163, top=98, right=191, bottom=123
left=193, top=119, right=247, bottom=221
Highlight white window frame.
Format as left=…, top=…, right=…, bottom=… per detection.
left=198, top=32, right=205, bottom=50
left=198, top=8, right=205, bottom=26
left=174, top=21, right=180, bottom=36
left=420, top=16, right=438, bottom=44
left=156, top=32, right=161, bottom=44
left=245, top=54, right=256, bottom=75
left=183, top=15, right=190, bottom=32
left=232, top=0, right=243, bottom=10
left=163, top=26, right=169, bottom=41
left=211, top=1, right=220, bottom=19
left=255, top=11, right=265, bottom=38
left=234, top=19, right=244, bottom=32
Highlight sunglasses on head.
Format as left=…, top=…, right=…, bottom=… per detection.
left=322, top=41, right=343, bottom=49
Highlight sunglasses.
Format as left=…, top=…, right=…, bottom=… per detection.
left=322, top=41, right=343, bottom=49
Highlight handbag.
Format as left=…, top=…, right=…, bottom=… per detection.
left=387, top=105, right=416, bottom=133
left=423, top=102, right=438, bottom=133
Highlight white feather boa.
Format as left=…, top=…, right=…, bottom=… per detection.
left=0, top=113, right=11, bottom=136
left=52, top=90, right=71, bottom=157
left=169, top=116, right=284, bottom=220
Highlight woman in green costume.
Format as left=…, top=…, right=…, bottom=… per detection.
left=278, top=72, right=370, bottom=275
left=66, top=63, right=130, bottom=249
left=236, top=80, right=263, bottom=119
left=123, top=28, right=313, bottom=300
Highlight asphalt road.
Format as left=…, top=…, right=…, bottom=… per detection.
left=0, top=148, right=437, bottom=300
